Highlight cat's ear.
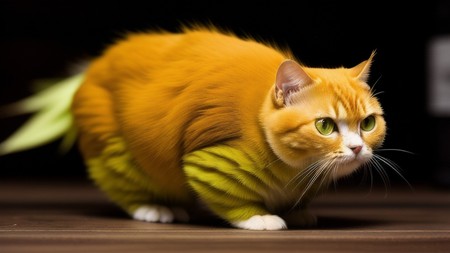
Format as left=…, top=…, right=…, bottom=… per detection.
left=274, top=60, right=313, bottom=107
left=351, top=50, right=376, bottom=84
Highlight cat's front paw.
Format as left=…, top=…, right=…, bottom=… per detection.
left=232, top=215, right=287, bottom=230
left=132, top=205, right=189, bottom=223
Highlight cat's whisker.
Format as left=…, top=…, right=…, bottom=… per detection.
left=369, top=75, right=383, bottom=97
left=375, top=148, right=415, bottom=155
left=299, top=160, right=332, bottom=201
left=290, top=158, right=333, bottom=210
left=263, top=157, right=282, bottom=170
left=360, top=160, right=375, bottom=197
left=358, top=162, right=369, bottom=186
left=315, top=165, right=330, bottom=193
left=291, top=158, right=330, bottom=190
left=367, top=160, right=375, bottom=194
left=331, top=161, right=339, bottom=191
left=288, top=165, right=319, bottom=191
left=333, top=161, right=342, bottom=187
left=371, top=91, right=385, bottom=97
left=373, top=154, right=414, bottom=191
left=317, top=161, right=336, bottom=195
left=319, top=159, right=336, bottom=189
left=285, top=159, right=323, bottom=190
left=369, top=157, right=390, bottom=197
left=374, top=157, right=391, bottom=187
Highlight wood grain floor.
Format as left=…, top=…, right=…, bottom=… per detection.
left=0, top=179, right=449, bottom=253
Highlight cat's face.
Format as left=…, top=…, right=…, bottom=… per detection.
left=263, top=53, right=386, bottom=179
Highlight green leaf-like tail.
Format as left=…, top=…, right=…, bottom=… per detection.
left=0, top=73, right=84, bottom=155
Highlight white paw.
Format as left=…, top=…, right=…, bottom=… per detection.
left=132, top=205, right=174, bottom=223
left=132, top=205, right=189, bottom=223
left=232, top=215, right=287, bottom=230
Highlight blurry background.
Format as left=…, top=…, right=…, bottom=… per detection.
left=0, top=1, right=448, bottom=188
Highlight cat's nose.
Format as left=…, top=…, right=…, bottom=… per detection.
left=350, top=145, right=362, bottom=155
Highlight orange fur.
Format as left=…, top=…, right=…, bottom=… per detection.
left=71, top=26, right=386, bottom=227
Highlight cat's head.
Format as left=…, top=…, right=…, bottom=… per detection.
left=262, top=52, right=386, bottom=179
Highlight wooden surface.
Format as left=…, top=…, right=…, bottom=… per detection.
left=0, top=179, right=449, bottom=253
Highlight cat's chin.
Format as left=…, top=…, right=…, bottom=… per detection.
left=332, top=156, right=369, bottom=179
left=333, top=162, right=361, bottom=179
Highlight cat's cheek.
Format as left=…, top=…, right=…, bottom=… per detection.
left=275, top=128, right=332, bottom=167
left=266, top=132, right=310, bottom=168
left=371, top=134, right=386, bottom=150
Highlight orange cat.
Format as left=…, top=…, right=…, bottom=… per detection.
left=2, top=26, right=386, bottom=230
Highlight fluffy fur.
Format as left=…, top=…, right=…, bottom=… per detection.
left=67, top=26, right=384, bottom=230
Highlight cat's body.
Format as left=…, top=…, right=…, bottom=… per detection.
left=73, top=28, right=287, bottom=202
left=2, top=27, right=386, bottom=230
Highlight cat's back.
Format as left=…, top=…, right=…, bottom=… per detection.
left=76, top=26, right=289, bottom=161
left=106, top=28, right=288, bottom=142
left=92, top=27, right=288, bottom=82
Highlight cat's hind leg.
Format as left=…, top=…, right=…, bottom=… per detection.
left=87, top=137, right=190, bottom=223
left=73, top=80, right=190, bottom=224
left=133, top=205, right=189, bottom=223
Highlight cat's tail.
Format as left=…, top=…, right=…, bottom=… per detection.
left=0, top=73, right=85, bottom=155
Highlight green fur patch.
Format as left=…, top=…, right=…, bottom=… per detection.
left=183, top=145, right=274, bottom=222
left=87, top=137, right=171, bottom=214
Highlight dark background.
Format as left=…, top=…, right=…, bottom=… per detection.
left=0, top=1, right=448, bottom=188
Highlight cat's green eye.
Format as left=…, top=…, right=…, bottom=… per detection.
left=315, top=118, right=336, bottom=136
left=361, top=115, right=376, bottom=132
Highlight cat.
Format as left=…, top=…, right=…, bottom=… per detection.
left=0, top=26, right=386, bottom=230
